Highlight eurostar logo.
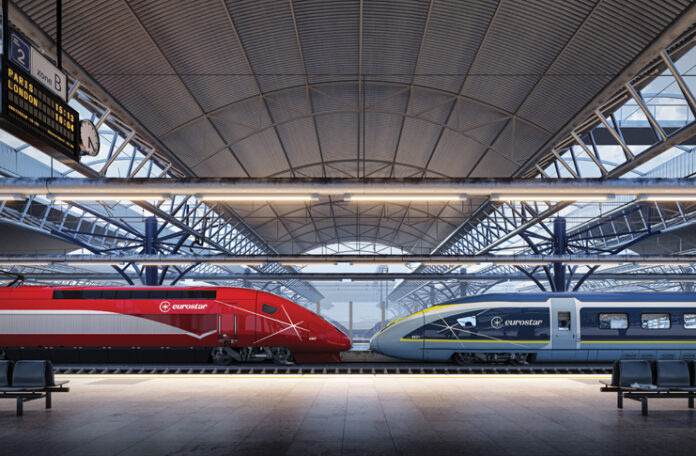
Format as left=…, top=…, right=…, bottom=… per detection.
left=491, top=316, right=504, bottom=329
left=159, top=301, right=172, bottom=313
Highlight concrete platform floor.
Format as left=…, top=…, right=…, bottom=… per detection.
left=2, top=374, right=695, bottom=456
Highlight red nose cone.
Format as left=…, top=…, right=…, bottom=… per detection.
left=339, top=332, right=352, bottom=351
left=329, top=329, right=352, bottom=351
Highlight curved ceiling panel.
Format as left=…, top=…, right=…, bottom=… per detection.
left=13, top=0, right=694, bottom=253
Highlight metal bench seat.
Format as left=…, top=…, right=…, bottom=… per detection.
left=0, top=360, right=70, bottom=416
left=601, top=360, right=696, bottom=415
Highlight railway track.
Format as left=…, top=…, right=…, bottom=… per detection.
left=53, top=363, right=613, bottom=375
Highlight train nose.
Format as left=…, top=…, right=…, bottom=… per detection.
left=329, top=328, right=352, bottom=351
left=369, top=335, right=380, bottom=353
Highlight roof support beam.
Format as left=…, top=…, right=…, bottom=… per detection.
left=7, top=272, right=696, bottom=282
left=0, top=254, right=693, bottom=266
left=2, top=177, right=696, bottom=198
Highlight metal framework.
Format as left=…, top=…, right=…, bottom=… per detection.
left=390, top=25, right=696, bottom=303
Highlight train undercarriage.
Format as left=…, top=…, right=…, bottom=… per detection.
left=451, top=352, right=535, bottom=365
left=1, top=346, right=297, bottom=365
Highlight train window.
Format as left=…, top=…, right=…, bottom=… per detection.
left=456, top=316, right=477, bottom=328
left=262, top=304, right=277, bottom=314
left=599, top=313, right=628, bottom=329
left=641, top=313, right=671, bottom=329
left=558, top=312, right=571, bottom=331
left=53, top=289, right=217, bottom=299
left=685, top=314, right=696, bottom=329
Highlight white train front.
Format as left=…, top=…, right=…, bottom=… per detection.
left=369, top=293, right=696, bottom=364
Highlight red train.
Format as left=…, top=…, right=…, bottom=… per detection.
left=0, top=286, right=351, bottom=364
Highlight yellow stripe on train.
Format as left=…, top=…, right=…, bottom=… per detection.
left=399, top=338, right=550, bottom=344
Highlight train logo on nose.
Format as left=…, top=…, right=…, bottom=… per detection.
left=491, top=316, right=504, bottom=329
left=159, top=301, right=172, bottom=313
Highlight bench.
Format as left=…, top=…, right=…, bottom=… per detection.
left=0, top=360, right=70, bottom=416
left=600, top=360, right=696, bottom=416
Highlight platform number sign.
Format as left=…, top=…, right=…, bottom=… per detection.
left=10, top=32, right=30, bottom=73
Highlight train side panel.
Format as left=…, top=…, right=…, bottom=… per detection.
left=370, top=293, right=696, bottom=363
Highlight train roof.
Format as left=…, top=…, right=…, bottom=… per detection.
left=436, top=292, right=696, bottom=306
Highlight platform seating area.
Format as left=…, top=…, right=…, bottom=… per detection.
left=601, top=360, right=696, bottom=416
left=0, top=360, right=70, bottom=416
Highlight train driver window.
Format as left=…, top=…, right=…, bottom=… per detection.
left=599, top=313, right=628, bottom=329
left=262, top=304, right=277, bottom=314
left=685, top=314, right=696, bottom=329
left=641, top=313, right=670, bottom=329
left=457, top=316, right=477, bottom=328
left=558, top=312, right=571, bottom=331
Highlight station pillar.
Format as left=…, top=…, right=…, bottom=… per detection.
left=348, top=301, right=353, bottom=340
left=144, top=217, right=158, bottom=286
left=552, top=217, right=567, bottom=292
left=381, top=300, right=386, bottom=329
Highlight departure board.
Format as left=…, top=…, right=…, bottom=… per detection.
left=1, top=57, right=79, bottom=160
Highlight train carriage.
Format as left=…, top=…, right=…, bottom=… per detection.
left=369, top=293, right=696, bottom=364
left=0, top=286, right=351, bottom=364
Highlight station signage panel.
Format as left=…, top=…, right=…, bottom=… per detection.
left=9, top=30, right=67, bottom=100
left=0, top=31, right=79, bottom=161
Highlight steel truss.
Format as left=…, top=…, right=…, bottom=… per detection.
left=0, top=12, right=322, bottom=305
left=390, top=26, right=696, bottom=303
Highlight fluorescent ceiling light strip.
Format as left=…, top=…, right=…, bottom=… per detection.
left=48, top=194, right=170, bottom=201
left=638, top=194, right=696, bottom=201
left=210, top=262, right=263, bottom=266
left=197, top=194, right=319, bottom=202
left=281, top=262, right=337, bottom=266
left=0, top=194, right=24, bottom=201
left=490, top=193, right=615, bottom=202
left=638, top=262, right=692, bottom=266
left=0, top=262, right=48, bottom=266
left=66, top=262, right=124, bottom=267
left=345, top=194, right=466, bottom=202
left=424, top=262, right=480, bottom=266
left=140, top=262, right=192, bottom=266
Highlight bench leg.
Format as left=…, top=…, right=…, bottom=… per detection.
left=641, top=396, right=648, bottom=416
left=617, top=392, right=623, bottom=409
left=689, top=394, right=694, bottom=409
left=16, top=398, right=23, bottom=417
left=46, top=392, right=51, bottom=409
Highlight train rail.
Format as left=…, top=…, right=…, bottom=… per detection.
left=53, top=363, right=613, bottom=375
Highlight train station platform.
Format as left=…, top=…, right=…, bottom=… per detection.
left=2, top=373, right=695, bottom=455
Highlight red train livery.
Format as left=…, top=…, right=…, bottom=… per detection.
left=0, top=286, right=351, bottom=363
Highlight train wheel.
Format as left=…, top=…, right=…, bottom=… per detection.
left=271, top=347, right=294, bottom=365
left=452, top=353, right=474, bottom=365
left=509, top=353, right=530, bottom=365
left=211, top=347, right=234, bottom=365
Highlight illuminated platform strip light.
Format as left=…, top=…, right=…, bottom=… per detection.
left=490, top=194, right=615, bottom=202
left=344, top=194, right=467, bottom=202
left=197, top=194, right=319, bottom=202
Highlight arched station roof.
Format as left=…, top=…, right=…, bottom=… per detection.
left=12, top=0, right=696, bottom=254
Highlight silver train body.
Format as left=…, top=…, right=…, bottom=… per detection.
left=369, top=293, right=696, bottom=363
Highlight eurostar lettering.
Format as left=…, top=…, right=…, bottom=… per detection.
left=504, top=319, right=542, bottom=326
left=159, top=301, right=208, bottom=312
left=171, top=304, right=208, bottom=311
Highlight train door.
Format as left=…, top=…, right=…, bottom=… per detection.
left=218, top=314, right=237, bottom=343
left=219, top=300, right=256, bottom=346
left=551, top=298, right=577, bottom=350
